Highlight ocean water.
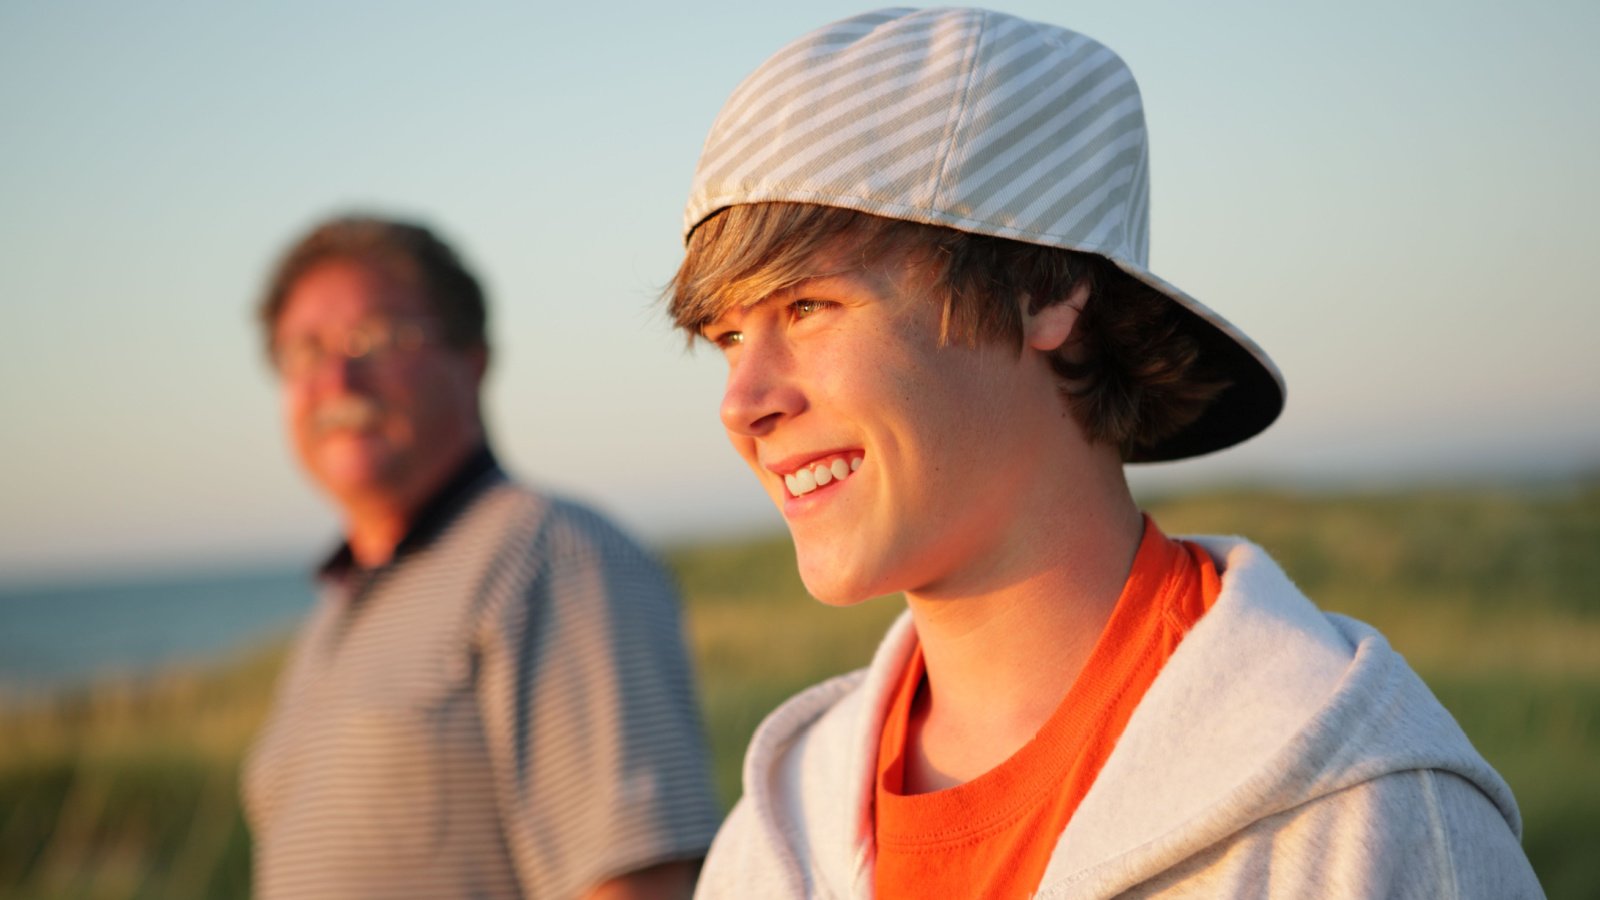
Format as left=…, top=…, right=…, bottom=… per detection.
left=0, top=565, right=316, bottom=692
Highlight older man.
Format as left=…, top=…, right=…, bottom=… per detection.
left=244, top=215, right=719, bottom=899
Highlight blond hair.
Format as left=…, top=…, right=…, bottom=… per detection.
left=667, top=202, right=1229, bottom=458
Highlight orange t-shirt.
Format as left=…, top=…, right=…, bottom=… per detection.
left=874, top=518, right=1221, bottom=899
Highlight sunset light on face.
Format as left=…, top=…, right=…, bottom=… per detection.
left=0, top=1, right=1596, bottom=578
left=273, top=261, right=482, bottom=513
left=1, top=4, right=1597, bottom=896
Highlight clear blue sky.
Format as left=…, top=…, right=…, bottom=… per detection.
left=2, top=1, right=1597, bottom=581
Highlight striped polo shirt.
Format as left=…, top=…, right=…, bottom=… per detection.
left=243, top=449, right=720, bottom=898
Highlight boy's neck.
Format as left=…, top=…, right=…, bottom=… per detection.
left=899, top=453, right=1144, bottom=793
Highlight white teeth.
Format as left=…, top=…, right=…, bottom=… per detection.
left=784, top=455, right=867, bottom=497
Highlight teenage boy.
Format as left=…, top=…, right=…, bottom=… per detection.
left=667, top=8, right=1540, bottom=898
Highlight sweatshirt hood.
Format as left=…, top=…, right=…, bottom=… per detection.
left=1037, top=538, right=1520, bottom=896
left=719, top=537, right=1522, bottom=899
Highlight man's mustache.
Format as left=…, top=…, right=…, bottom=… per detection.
left=311, top=397, right=383, bottom=434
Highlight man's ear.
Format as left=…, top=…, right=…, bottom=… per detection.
left=466, top=343, right=490, bottom=385
left=1023, top=280, right=1090, bottom=352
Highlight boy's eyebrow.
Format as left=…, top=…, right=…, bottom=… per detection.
left=774, top=267, right=876, bottom=299
left=696, top=263, right=871, bottom=336
left=769, top=275, right=831, bottom=299
left=723, top=278, right=816, bottom=316
left=695, top=311, right=733, bottom=339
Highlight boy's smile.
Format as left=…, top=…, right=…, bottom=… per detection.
left=706, top=251, right=1082, bottom=606
left=774, top=451, right=863, bottom=498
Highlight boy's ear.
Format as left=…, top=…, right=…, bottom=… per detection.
left=1023, top=281, right=1090, bottom=352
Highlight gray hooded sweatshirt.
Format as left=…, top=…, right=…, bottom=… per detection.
left=694, top=538, right=1544, bottom=898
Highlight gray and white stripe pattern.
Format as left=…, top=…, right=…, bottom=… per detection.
left=243, top=473, right=720, bottom=899
left=684, top=7, right=1286, bottom=461
left=689, top=8, right=1150, bottom=266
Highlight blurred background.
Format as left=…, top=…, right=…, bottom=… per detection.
left=2, top=1, right=1596, bottom=897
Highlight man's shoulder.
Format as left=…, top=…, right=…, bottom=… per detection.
left=459, top=477, right=658, bottom=563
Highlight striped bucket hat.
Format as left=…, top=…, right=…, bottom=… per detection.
left=683, top=6, right=1285, bottom=462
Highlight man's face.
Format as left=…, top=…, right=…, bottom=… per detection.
left=273, top=260, right=483, bottom=513
left=704, top=250, right=1072, bottom=605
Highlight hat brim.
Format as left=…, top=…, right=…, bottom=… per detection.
left=1108, top=262, right=1286, bottom=463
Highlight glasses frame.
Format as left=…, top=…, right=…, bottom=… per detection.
left=272, top=318, right=435, bottom=380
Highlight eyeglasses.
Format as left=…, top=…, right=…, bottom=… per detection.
left=272, top=319, right=433, bottom=380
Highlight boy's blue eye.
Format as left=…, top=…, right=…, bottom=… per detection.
left=792, top=299, right=830, bottom=317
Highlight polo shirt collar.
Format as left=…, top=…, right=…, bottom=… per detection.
left=316, top=443, right=502, bottom=584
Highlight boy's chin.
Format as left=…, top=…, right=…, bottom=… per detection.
left=796, top=560, right=882, bottom=608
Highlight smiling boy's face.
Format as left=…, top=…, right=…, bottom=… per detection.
left=703, top=245, right=1083, bottom=605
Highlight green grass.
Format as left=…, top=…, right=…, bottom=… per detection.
left=3, top=482, right=1595, bottom=897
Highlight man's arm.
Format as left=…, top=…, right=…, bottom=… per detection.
left=475, top=501, right=721, bottom=899
left=584, top=859, right=700, bottom=900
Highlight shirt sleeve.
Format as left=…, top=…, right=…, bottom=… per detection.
left=474, top=499, right=722, bottom=900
